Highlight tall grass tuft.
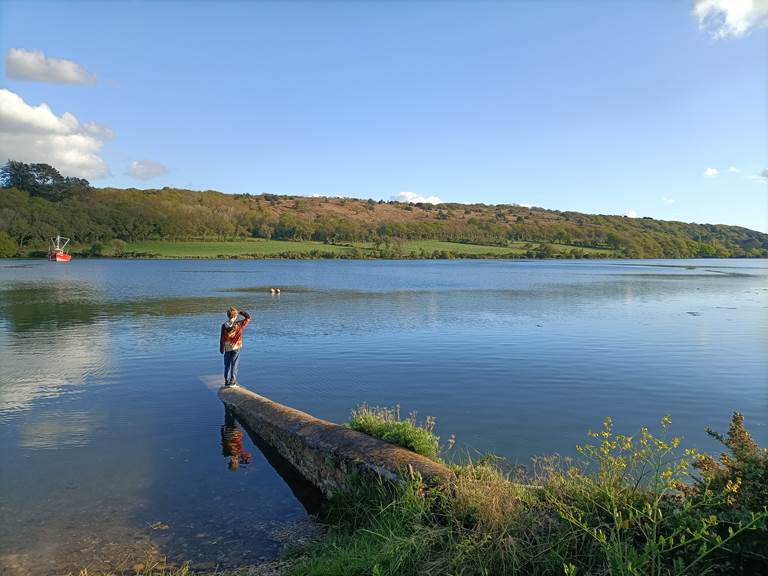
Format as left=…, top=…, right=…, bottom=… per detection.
left=347, top=404, right=453, bottom=462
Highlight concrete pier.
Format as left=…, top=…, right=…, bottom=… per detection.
left=218, top=386, right=453, bottom=497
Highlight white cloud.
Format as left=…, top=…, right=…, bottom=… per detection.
left=625, top=209, right=638, bottom=218
left=728, top=166, right=740, bottom=173
left=0, top=88, right=110, bottom=178
left=127, top=159, right=168, bottom=181
left=519, top=203, right=533, bottom=209
left=704, top=167, right=719, bottom=177
left=693, top=0, right=768, bottom=39
left=391, top=191, right=443, bottom=204
left=5, top=48, right=97, bottom=84
left=661, top=196, right=676, bottom=204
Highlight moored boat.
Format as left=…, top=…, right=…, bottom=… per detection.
left=48, top=235, right=72, bottom=262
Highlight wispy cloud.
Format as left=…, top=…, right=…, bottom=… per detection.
left=693, top=0, right=768, bottom=39
left=127, top=160, right=168, bottom=181
left=661, top=196, right=676, bottom=204
left=704, top=167, right=719, bottom=177
left=391, top=191, right=443, bottom=204
left=5, top=48, right=97, bottom=84
left=84, top=122, right=115, bottom=140
left=624, top=209, right=638, bottom=218
left=745, top=169, right=768, bottom=183
left=0, top=88, right=110, bottom=178
left=727, top=166, right=740, bottom=173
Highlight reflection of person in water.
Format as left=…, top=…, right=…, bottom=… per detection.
left=221, top=408, right=252, bottom=471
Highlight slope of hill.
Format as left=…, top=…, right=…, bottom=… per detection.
left=1, top=162, right=766, bottom=259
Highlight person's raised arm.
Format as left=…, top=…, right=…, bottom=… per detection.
left=240, top=310, right=251, bottom=328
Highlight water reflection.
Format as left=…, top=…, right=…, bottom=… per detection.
left=18, top=409, right=101, bottom=449
left=224, top=406, right=324, bottom=516
left=0, top=282, right=237, bottom=333
left=221, top=407, right=252, bottom=471
left=0, top=320, right=113, bottom=416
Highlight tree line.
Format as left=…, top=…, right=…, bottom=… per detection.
left=1, top=160, right=766, bottom=258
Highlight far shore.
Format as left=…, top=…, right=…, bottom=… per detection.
left=4, top=237, right=627, bottom=260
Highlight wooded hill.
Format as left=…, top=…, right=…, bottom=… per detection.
left=1, top=161, right=766, bottom=258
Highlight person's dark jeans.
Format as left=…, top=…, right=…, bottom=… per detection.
left=223, top=349, right=241, bottom=385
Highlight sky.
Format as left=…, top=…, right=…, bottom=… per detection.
left=0, top=0, right=766, bottom=231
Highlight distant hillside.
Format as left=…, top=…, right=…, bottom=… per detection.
left=1, top=161, right=766, bottom=258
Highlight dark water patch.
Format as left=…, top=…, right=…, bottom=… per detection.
left=607, top=272, right=755, bottom=279
left=611, top=262, right=768, bottom=270
left=0, top=292, right=225, bottom=332
left=220, top=285, right=317, bottom=294
left=180, top=269, right=265, bottom=274
left=0, top=286, right=280, bottom=333
left=233, top=409, right=325, bottom=516
left=703, top=269, right=754, bottom=277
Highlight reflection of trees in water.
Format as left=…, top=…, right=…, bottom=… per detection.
left=0, top=282, right=237, bottom=333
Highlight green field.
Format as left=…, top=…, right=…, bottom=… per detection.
left=397, top=239, right=612, bottom=256
left=121, top=238, right=352, bottom=257
left=110, top=238, right=615, bottom=259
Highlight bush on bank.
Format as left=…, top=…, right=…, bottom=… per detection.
left=290, top=412, right=768, bottom=576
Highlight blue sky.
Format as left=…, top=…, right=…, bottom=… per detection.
left=0, top=0, right=766, bottom=231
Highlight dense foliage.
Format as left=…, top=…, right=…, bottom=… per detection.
left=292, top=412, right=768, bottom=576
left=2, top=160, right=766, bottom=258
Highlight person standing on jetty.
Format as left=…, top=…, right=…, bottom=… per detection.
left=220, top=307, right=251, bottom=387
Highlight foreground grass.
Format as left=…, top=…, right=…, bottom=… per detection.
left=74, top=558, right=297, bottom=576
left=78, top=238, right=616, bottom=259
left=289, top=411, right=768, bottom=576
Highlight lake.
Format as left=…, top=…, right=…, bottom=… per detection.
left=1, top=258, right=766, bottom=574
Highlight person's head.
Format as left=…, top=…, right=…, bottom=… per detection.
left=227, top=307, right=238, bottom=320
left=228, top=455, right=240, bottom=471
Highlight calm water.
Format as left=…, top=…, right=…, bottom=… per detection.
left=1, top=259, right=766, bottom=573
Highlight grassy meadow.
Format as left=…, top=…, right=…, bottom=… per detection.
left=83, top=238, right=617, bottom=259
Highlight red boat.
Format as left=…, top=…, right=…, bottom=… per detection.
left=48, top=235, right=72, bottom=262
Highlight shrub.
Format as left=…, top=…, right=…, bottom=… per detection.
left=691, top=412, right=768, bottom=573
left=543, top=415, right=767, bottom=576
left=0, top=230, right=17, bottom=257
left=696, top=412, right=768, bottom=509
left=110, top=239, right=127, bottom=257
